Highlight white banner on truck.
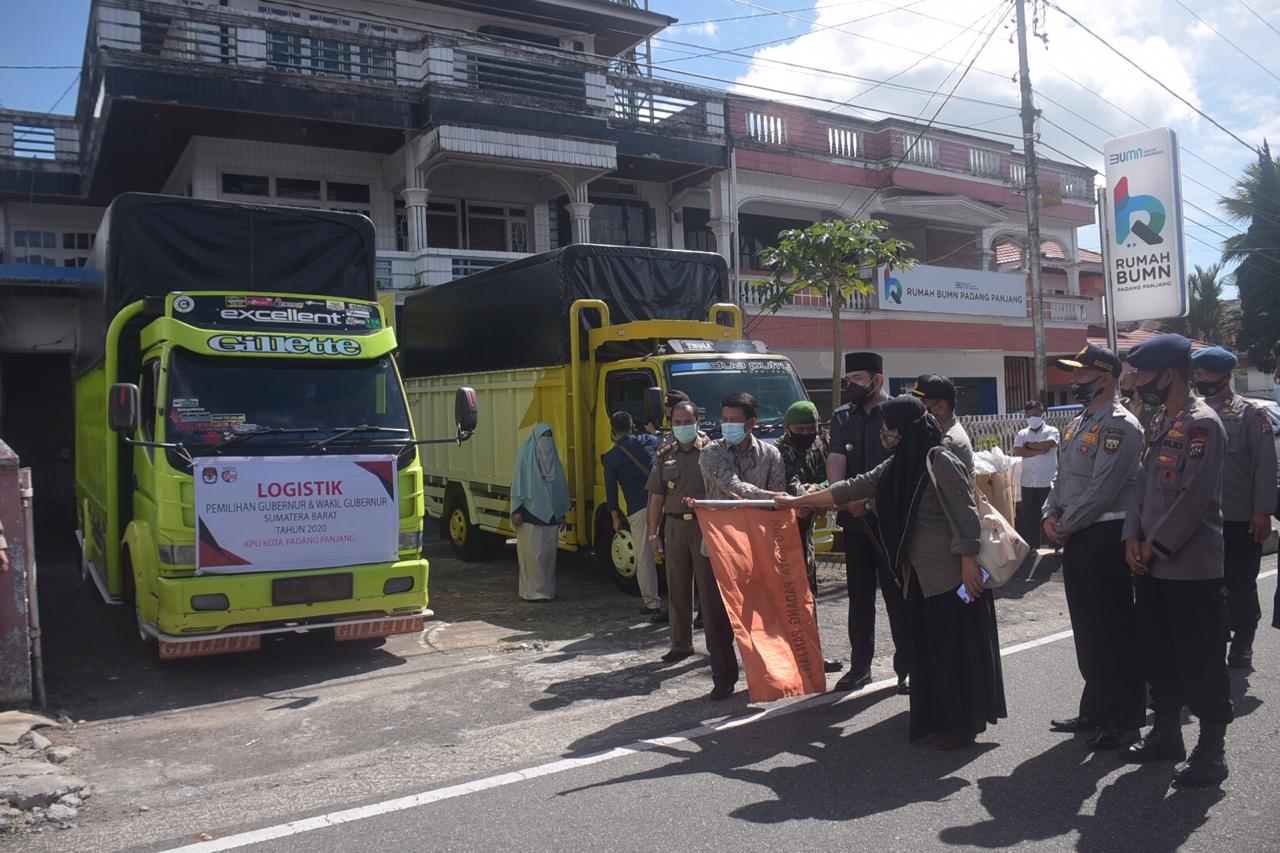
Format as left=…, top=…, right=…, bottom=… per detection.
left=878, top=264, right=1027, bottom=318
left=1102, top=127, right=1188, bottom=321
left=193, top=454, right=399, bottom=574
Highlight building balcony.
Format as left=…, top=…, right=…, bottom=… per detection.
left=377, top=247, right=531, bottom=291
left=0, top=109, right=82, bottom=199
left=736, top=272, right=876, bottom=314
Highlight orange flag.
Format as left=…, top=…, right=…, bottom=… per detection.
left=696, top=506, right=827, bottom=702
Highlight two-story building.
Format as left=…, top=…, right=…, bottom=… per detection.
left=0, top=0, right=1104, bottom=471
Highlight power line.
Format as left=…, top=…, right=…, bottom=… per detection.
left=1235, top=0, right=1280, bottom=39
left=668, top=0, right=874, bottom=27
left=1042, top=1, right=1258, bottom=155
left=1169, top=0, right=1280, bottom=85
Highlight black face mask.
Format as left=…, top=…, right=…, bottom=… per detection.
left=843, top=381, right=874, bottom=406
left=789, top=432, right=818, bottom=449
left=1070, top=378, right=1103, bottom=404
left=1138, top=374, right=1172, bottom=406
left=1194, top=378, right=1228, bottom=398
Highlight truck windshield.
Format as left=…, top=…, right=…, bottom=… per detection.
left=165, top=350, right=411, bottom=450
left=665, top=357, right=809, bottom=427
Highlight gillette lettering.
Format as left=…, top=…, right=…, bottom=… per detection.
left=207, top=334, right=362, bottom=356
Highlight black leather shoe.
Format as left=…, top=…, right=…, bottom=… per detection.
left=649, top=609, right=670, bottom=625
left=823, top=658, right=844, bottom=673
left=896, top=677, right=910, bottom=696
left=709, top=683, right=735, bottom=701
left=661, top=648, right=693, bottom=663
left=1088, top=728, right=1140, bottom=751
left=1049, top=716, right=1101, bottom=734
left=639, top=606, right=661, bottom=616
left=1124, top=730, right=1187, bottom=763
left=834, top=669, right=872, bottom=692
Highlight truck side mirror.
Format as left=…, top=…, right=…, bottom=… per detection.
left=643, top=387, right=665, bottom=428
left=455, top=386, right=478, bottom=436
left=108, top=383, right=140, bottom=435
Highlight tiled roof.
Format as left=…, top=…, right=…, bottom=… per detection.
left=1086, top=327, right=1214, bottom=356
left=994, top=240, right=1095, bottom=265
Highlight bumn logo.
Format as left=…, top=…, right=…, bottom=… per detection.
left=883, top=267, right=903, bottom=305
left=1114, top=176, right=1166, bottom=246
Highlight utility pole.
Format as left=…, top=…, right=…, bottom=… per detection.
left=1015, top=0, right=1047, bottom=404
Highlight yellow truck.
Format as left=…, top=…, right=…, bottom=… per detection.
left=76, top=194, right=475, bottom=659
left=399, top=245, right=812, bottom=590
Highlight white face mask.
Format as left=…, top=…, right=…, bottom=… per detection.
left=1027, top=416, right=1045, bottom=429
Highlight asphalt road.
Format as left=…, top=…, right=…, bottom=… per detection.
left=25, top=532, right=1280, bottom=852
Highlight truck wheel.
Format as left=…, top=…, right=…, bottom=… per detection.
left=444, top=493, right=487, bottom=561
left=594, top=511, right=640, bottom=595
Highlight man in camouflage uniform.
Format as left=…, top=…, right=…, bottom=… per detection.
left=775, top=400, right=842, bottom=674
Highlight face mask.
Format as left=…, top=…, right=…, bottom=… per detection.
left=1194, top=378, right=1228, bottom=397
left=1138, top=373, right=1171, bottom=407
left=1070, top=378, right=1102, bottom=405
left=789, top=431, right=818, bottom=449
left=672, top=424, right=698, bottom=445
left=1026, top=416, right=1044, bottom=429
left=843, top=381, right=874, bottom=406
left=721, top=422, right=748, bottom=445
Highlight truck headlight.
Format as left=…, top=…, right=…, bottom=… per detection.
left=159, top=544, right=196, bottom=566
left=383, top=576, right=415, bottom=595
left=398, top=529, right=423, bottom=552
left=190, top=594, right=229, bottom=611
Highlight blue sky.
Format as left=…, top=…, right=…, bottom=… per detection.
left=3, top=0, right=1276, bottom=280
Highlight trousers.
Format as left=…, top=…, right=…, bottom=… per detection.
left=1020, top=486, right=1051, bottom=550
left=1222, top=520, right=1262, bottom=645
left=1135, top=574, right=1233, bottom=725
left=845, top=524, right=910, bottom=679
left=662, top=518, right=701, bottom=653
left=627, top=509, right=661, bottom=610
left=1061, top=520, right=1145, bottom=731
left=686, top=521, right=738, bottom=689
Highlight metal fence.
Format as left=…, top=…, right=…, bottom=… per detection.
left=960, top=412, right=1077, bottom=455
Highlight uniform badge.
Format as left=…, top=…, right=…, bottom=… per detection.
left=1064, top=425, right=1077, bottom=442
left=1168, top=428, right=1186, bottom=439
left=1077, top=443, right=1092, bottom=454
left=667, top=480, right=675, bottom=490
left=1080, top=432, right=1098, bottom=445
left=1162, top=439, right=1184, bottom=451
left=1103, top=427, right=1124, bottom=454
left=1087, top=424, right=1101, bottom=434
left=1160, top=468, right=1178, bottom=484
left=1188, top=425, right=1209, bottom=459
left=1156, top=451, right=1178, bottom=466
left=1260, top=410, right=1274, bottom=435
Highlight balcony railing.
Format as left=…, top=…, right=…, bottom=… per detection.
left=0, top=110, right=79, bottom=163
left=737, top=274, right=875, bottom=313
left=1042, top=294, right=1092, bottom=323
left=378, top=248, right=530, bottom=290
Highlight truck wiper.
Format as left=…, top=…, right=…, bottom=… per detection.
left=207, top=427, right=321, bottom=453
left=309, top=425, right=411, bottom=450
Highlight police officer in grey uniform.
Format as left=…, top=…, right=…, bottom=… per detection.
left=1041, top=344, right=1145, bottom=750
left=1192, top=346, right=1277, bottom=668
left=1122, top=333, right=1232, bottom=788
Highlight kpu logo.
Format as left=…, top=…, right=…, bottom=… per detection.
left=1114, top=176, right=1166, bottom=247
left=883, top=267, right=903, bottom=305
left=202, top=467, right=218, bottom=485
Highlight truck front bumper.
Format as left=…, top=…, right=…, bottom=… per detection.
left=147, top=558, right=430, bottom=656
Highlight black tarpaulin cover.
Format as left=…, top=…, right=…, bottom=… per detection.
left=78, top=193, right=376, bottom=371
left=400, top=244, right=728, bottom=378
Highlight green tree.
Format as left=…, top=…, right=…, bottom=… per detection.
left=1163, top=263, right=1226, bottom=343
left=1220, top=141, right=1280, bottom=369
left=758, top=218, right=915, bottom=411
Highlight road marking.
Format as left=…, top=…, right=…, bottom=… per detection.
left=160, top=623, right=1085, bottom=853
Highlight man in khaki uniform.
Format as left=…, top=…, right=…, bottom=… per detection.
left=1192, top=346, right=1277, bottom=668
left=647, top=401, right=711, bottom=672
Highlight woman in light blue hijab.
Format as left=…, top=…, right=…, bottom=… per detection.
left=511, top=423, right=570, bottom=600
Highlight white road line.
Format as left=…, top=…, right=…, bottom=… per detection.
left=160, top=623, right=1084, bottom=853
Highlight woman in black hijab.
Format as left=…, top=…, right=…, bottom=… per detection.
left=779, top=395, right=1006, bottom=750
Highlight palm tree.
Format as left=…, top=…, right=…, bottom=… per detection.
left=1219, top=142, right=1280, bottom=367
left=1163, top=263, right=1226, bottom=343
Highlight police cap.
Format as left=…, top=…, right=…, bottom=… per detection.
left=1125, top=333, right=1192, bottom=371
left=1056, top=343, right=1122, bottom=378
left=1190, top=345, right=1238, bottom=374
left=911, top=374, right=956, bottom=406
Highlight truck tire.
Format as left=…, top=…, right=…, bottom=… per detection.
left=594, top=510, right=640, bottom=595
left=444, top=491, right=488, bottom=561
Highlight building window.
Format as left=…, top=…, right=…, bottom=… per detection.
left=901, top=136, right=939, bottom=168
left=12, top=124, right=55, bottom=159
left=467, top=205, right=530, bottom=253
left=1010, top=162, right=1027, bottom=188
left=827, top=126, right=861, bottom=159
left=267, top=31, right=304, bottom=72
left=683, top=208, right=716, bottom=253
left=328, top=182, right=371, bottom=204
left=222, top=173, right=270, bottom=196
left=427, top=201, right=461, bottom=250
left=61, top=232, right=94, bottom=250
left=969, top=148, right=1001, bottom=178
left=276, top=177, right=322, bottom=200
left=745, top=111, right=787, bottom=146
